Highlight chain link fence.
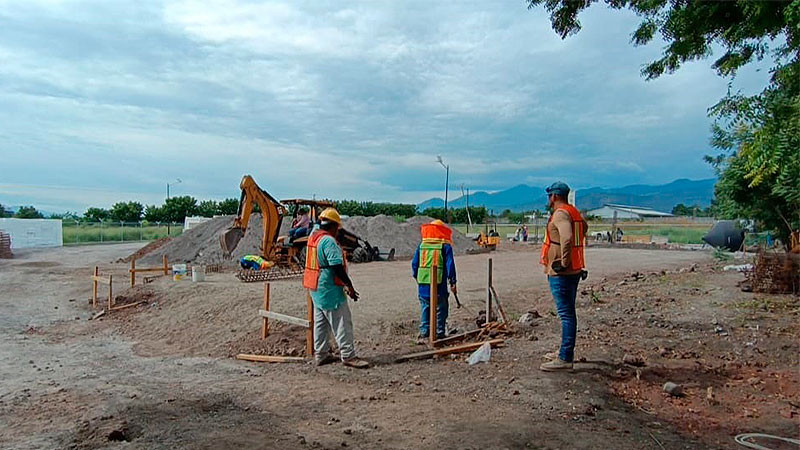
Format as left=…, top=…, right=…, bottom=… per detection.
left=62, top=220, right=184, bottom=245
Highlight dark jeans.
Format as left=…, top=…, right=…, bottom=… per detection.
left=548, top=273, right=581, bottom=362
left=289, top=227, right=308, bottom=240
left=419, top=296, right=449, bottom=339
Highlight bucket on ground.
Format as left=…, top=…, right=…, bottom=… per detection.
left=192, top=265, right=206, bottom=282
left=173, top=264, right=188, bottom=281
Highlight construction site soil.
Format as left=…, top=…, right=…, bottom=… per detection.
left=1, top=242, right=797, bottom=449
left=137, top=214, right=478, bottom=267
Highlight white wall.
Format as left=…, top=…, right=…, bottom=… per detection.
left=184, top=216, right=212, bottom=231
left=0, top=218, right=63, bottom=249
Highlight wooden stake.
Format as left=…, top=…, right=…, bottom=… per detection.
left=306, top=291, right=314, bottom=356
left=130, top=259, right=135, bottom=287
left=430, top=262, right=438, bottom=346
left=261, top=283, right=270, bottom=340
left=107, top=274, right=113, bottom=310
left=236, top=354, right=306, bottom=363
left=92, top=266, right=99, bottom=308
left=395, top=339, right=505, bottom=363
left=486, top=258, right=493, bottom=322
left=163, top=254, right=168, bottom=275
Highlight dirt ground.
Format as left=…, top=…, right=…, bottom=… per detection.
left=0, top=242, right=797, bottom=449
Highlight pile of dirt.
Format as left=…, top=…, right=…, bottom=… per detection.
left=137, top=214, right=477, bottom=266
left=342, top=215, right=477, bottom=259
left=120, top=237, right=171, bottom=263
left=138, top=215, right=291, bottom=267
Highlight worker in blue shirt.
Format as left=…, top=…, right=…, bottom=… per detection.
left=412, top=219, right=457, bottom=343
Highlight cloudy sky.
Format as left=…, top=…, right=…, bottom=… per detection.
left=0, top=0, right=771, bottom=213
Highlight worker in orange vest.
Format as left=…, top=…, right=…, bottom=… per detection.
left=539, top=182, right=588, bottom=372
left=412, top=219, right=458, bottom=343
left=303, top=208, right=369, bottom=368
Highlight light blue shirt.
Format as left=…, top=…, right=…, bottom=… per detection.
left=309, top=234, right=347, bottom=310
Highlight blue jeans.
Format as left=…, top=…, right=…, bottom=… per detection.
left=419, top=296, right=449, bottom=339
left=548, top=274, right=581, bottom=362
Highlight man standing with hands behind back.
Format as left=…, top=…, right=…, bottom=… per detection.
left=539, top=182, right=587, bottom=372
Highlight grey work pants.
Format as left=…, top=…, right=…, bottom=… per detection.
left=313, top=300, right=356, bottom=361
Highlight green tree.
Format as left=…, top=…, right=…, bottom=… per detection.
left=162, top=196, right=198, bottom=223
left=14, top=206, right=44, bottom=219
left=109, top=201, right=144, bottom=222
left=218, top=198, right=239, bottom=215
left=527, top=0, right=799, bottom=245
left=84, top=207, right=110, bottom=222
left=197, top=200, right=219, bottom=217
left=144, top=205, right=165, bottom=222
left=0, top=203, right=11, bottom=218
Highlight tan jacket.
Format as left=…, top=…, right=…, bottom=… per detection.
left=543, top=209, right=583, bottom=276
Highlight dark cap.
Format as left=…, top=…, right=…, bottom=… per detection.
left=545, top=181, right=570, bottom=196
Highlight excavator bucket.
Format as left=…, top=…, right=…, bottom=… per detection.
left=220, top=227, right=245, bottom=257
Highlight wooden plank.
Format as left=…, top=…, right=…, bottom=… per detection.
left=430, top=262, right=438, bottom=346
left=130, top=259, right=135, bottom=287
left=258, top=310, right=310, bottom=328
left=261, top=283, right=270, bottom=340
left=490, top=286, right=509, bottom=324
left=109, top=300, right=146, bottom=311
left=306, top=292, right=314, bottom=356
left=236, top=354, right=306, bottom=363
left=432, top=329, right=483, bottom=347
left=163, top=254, right=169, bottom=276
left=129, top=267, right=171, bottom=273
left=91, top=275, right=112, bottom=283
left=395, top=339, right=505, bottom=363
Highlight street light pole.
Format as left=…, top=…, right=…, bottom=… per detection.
left=166, top=178, right=182, bottom=236
left=436, top=156, right=449, bottom=223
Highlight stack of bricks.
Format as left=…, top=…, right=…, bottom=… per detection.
left=0, top=231, right=12, bottom=259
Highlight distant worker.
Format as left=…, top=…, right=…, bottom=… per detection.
left=522, top=225, right=529, bottom=242
left=412, top=219, right=457, bottom=343
left=303, top=208, right=369, bottom=368
left=289, top=207, right=311, bottom=240
left=615, top=227, right=624, bottom=243
left=240, top=254, right=272, bottom=271
left=539, top=182, right=588, bottom=372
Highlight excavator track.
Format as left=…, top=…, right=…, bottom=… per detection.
left=235, top=265, right=304, bottom=282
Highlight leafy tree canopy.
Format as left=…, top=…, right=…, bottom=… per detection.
left=109, top=201, right=144, bottom=222
left=14, top=206, right=44, bottom=219
left=84, top=207, right=110, bottom=222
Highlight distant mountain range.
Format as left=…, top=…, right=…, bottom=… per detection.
left=418, top=178, right=716, bottom=213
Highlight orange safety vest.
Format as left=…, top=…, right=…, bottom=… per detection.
left=540, top=204, right=586, bottom=270
left=303, top=230, right=346, bottom=290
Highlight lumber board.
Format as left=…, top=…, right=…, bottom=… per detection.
left=129, top=267, right=171, bottom=273
left=305, top=292, right=314, bottom=356
left=92, top=275, right=111, bottom=283
left=432, top=329, right=483, bottom=347
left=236, top=354, right=306, bottom=363
left=110, top=301, right=146, bottom=311
left=258, top=310, right=310, bottom=328
left=395, top=338, right=505, bottom=363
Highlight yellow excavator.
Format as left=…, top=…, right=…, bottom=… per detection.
left=219, top=175, right=388, bottom=282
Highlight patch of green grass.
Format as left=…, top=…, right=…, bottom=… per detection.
left=63, top=223, right=183, bottom=245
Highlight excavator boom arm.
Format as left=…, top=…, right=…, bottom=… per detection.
left=220, top=175, right=286, bottom=257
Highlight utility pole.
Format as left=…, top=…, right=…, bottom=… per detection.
left=166, top=178, right=182, bottom=236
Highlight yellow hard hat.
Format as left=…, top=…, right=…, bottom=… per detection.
left=319, top=207, right=341, bottom=225
left=430, top=219, right=446, bottom=226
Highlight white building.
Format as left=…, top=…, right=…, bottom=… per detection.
left=586, top=204, right=673, bottom=219
left=0, top=218, right=63, bottom=249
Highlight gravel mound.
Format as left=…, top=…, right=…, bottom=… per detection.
left=136, top=214, right=477, bottom=265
